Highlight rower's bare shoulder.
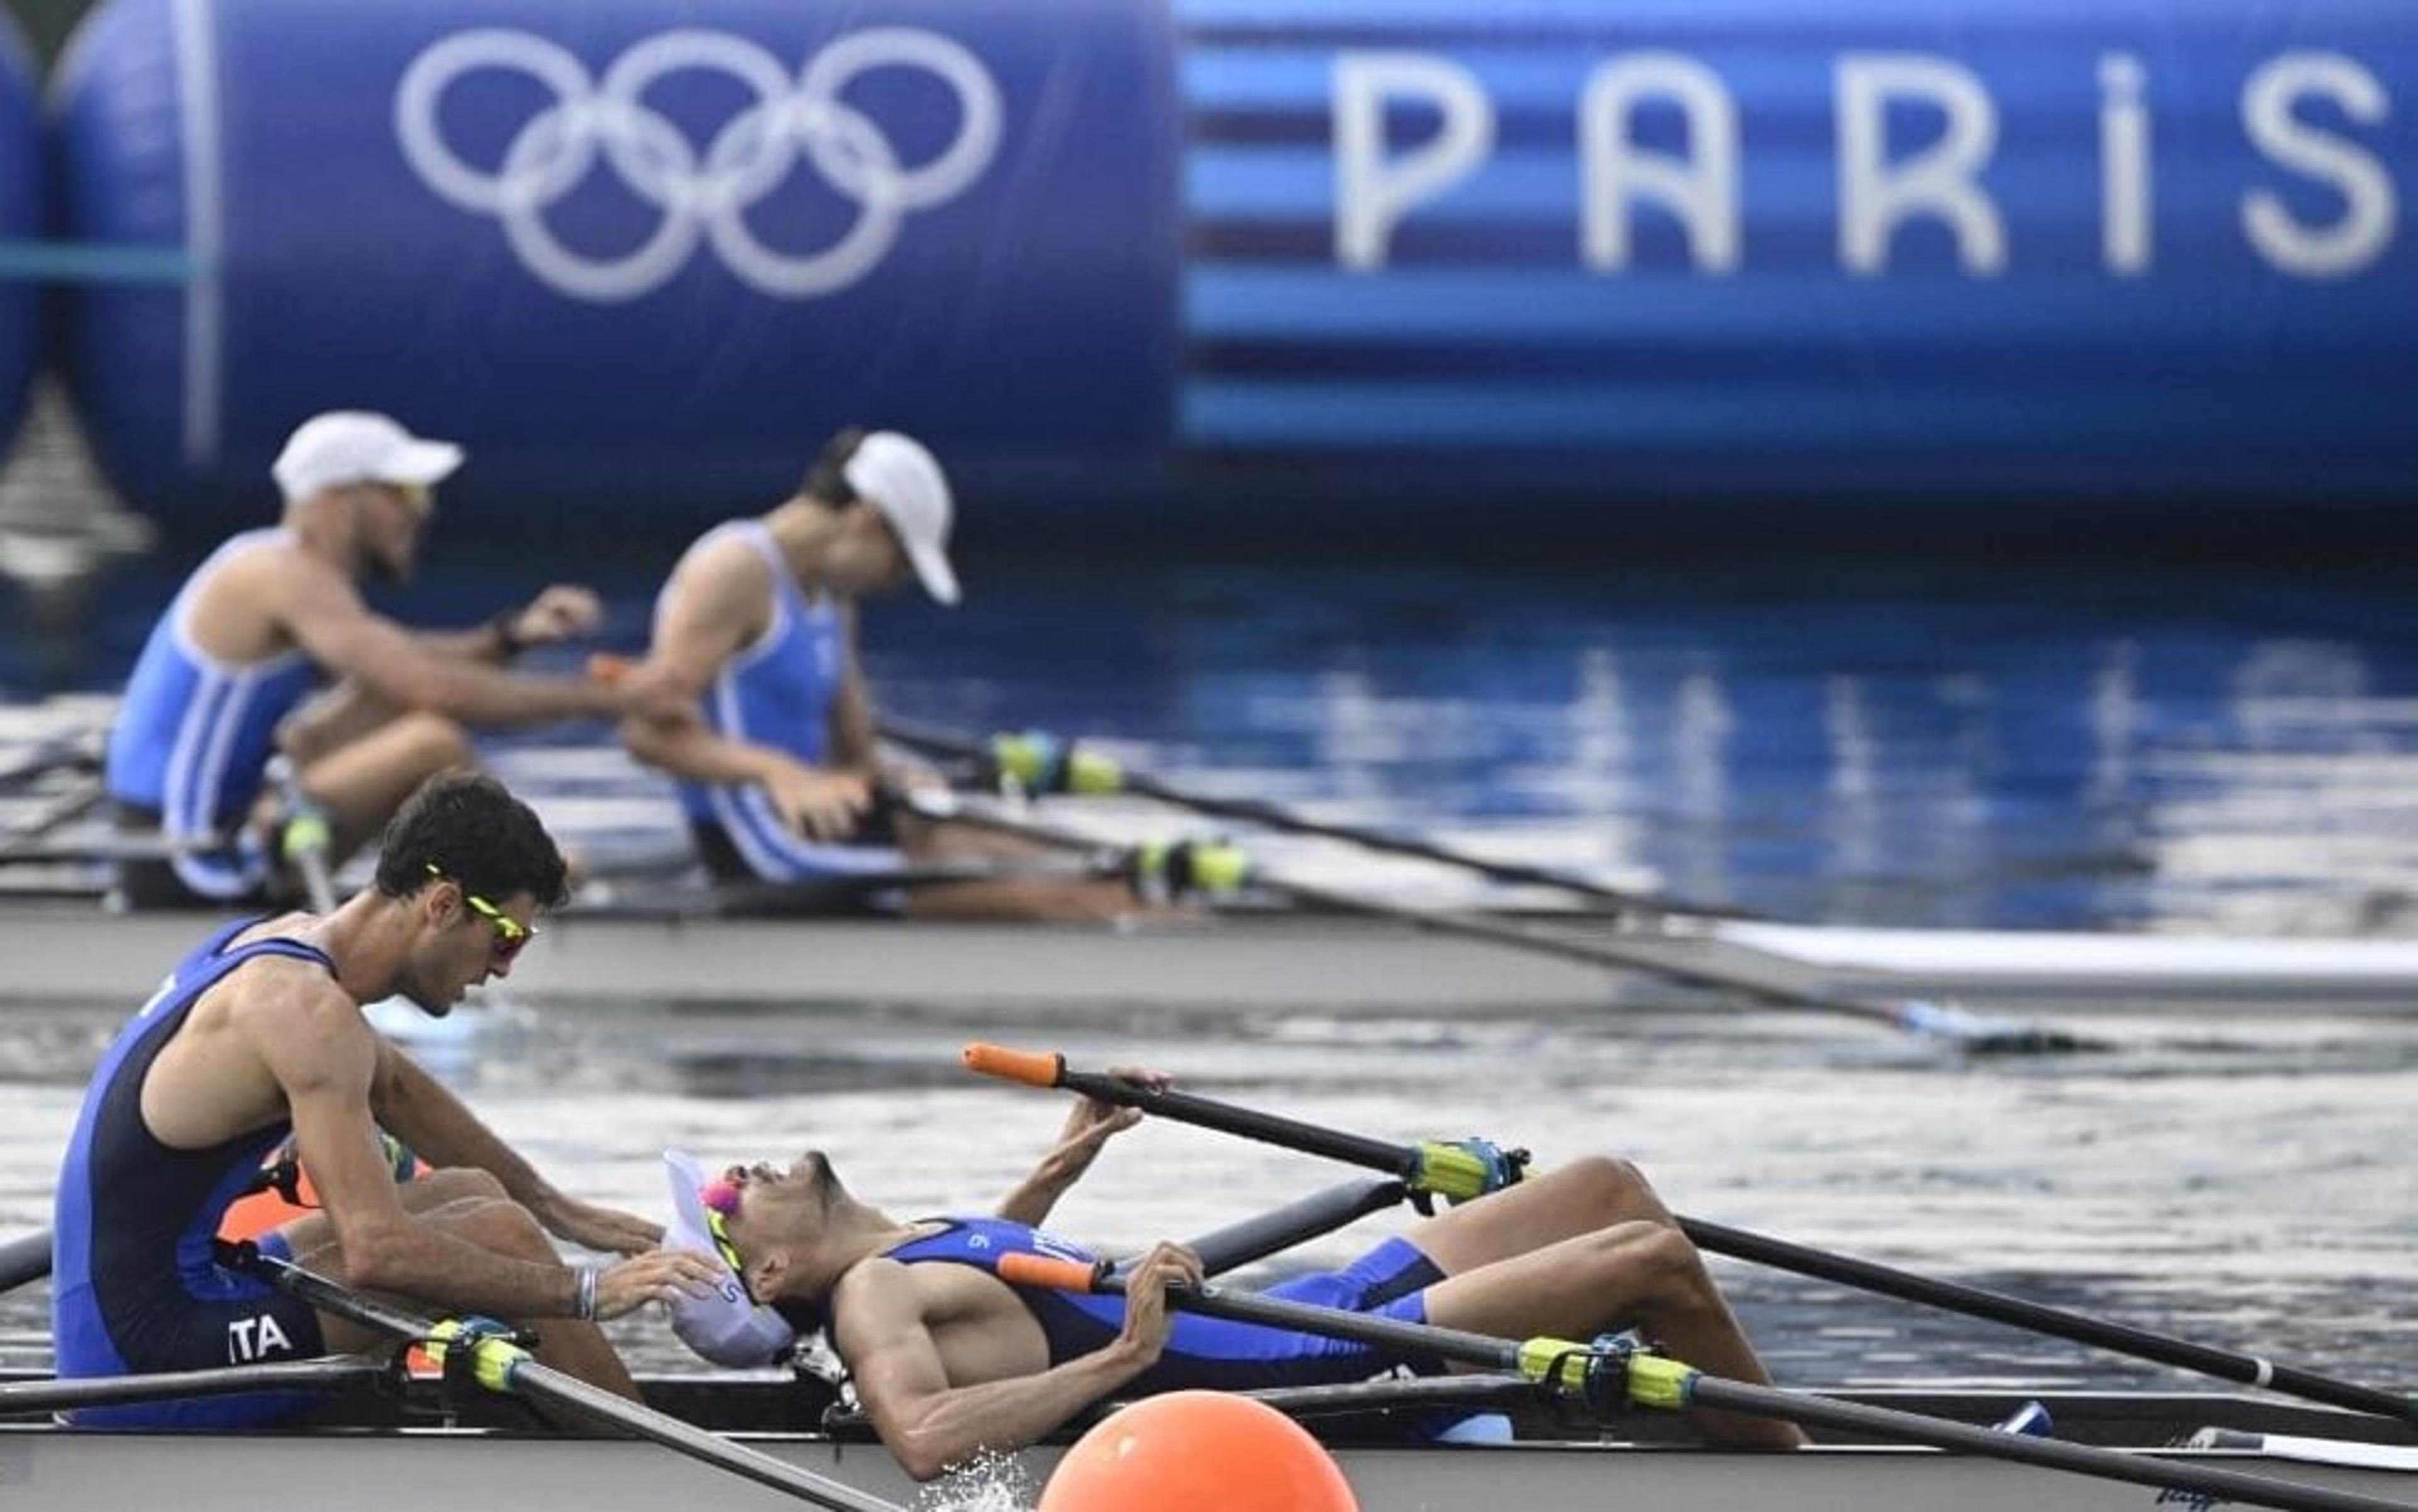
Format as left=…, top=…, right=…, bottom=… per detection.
left=213, top=948, right=370, bottom=1057
left=671, top=530, right=774, bottom=603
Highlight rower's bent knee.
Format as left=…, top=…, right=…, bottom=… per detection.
left=1562, top=1155, right=1663, bottom=1221
left=409, top=1167, right=509, bottom=1206
left=1592, top=1220, right=1702, bottom=1295
left=392, top=712, right=474, bottom=772
left=439, top=1196, right=557, bottom=1261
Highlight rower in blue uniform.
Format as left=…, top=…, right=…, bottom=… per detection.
left=104, top=410, right=680, bottom=908
left=660, top=1125, right=1806, bottom=1482
left=614, top=427, right=1147, bottom=919
left=51, top=773, right=720, bottom=1427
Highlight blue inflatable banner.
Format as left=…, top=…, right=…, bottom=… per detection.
left=47, top=0, right=2418, bottom=539
left=0, top=14, right=41, bottom=460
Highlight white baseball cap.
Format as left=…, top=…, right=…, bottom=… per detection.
left=271, top=411, right=465, bottom=504
left=661, top=1150, right=799, bottom=1368
left=844, top=431, right=960, bottom=606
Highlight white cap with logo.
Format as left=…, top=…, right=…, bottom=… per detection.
left=271, top=411, right=465, bottom=504
left=844, top=431, right=960, bottom=606
left=659, top=1150, right=800, bottom=1368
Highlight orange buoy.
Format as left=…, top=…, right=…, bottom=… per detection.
left=1038, top=1390, right=1358, bottom=1511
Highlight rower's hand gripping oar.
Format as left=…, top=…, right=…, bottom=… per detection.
left=967, top=1043, right=2416, bottom=1425
left=962, top=1044, right=1528, bottom=1211
left=999, top=1255, right=2415, bottom=1512
left=236, top=1246, right=905, bottom=1512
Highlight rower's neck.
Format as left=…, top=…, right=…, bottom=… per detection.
left=305, top=890, right=419, bottom=1004
left=763, top=499, right=840, bottom=594
left=285, top=496, right=360, bottom=575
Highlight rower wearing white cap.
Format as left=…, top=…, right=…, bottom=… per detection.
left=615, top=427, right=1140, bottom=919
left=105, top=409, right=683, bottom=909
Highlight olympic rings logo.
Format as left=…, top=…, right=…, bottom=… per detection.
left=393, top=28, right=1002, bottom=302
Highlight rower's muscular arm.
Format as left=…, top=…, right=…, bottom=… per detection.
left=827, top=608, right=878, bottom=775
left=367, top=1037, right=661, bottom=1256
left=255, top=981, right=584, bottom=1317
left=992, top=1079, right=1157, bottom=1228
left=618, top=544, right=778, bottom=782
left=837, top=1263, right=1158, bottom=1482
left=270, top=557, right=622, bottom=726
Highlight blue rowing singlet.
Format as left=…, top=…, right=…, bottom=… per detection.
left=105, top=530, right=317, bottom=899
left=886, top=1218, right=1446, bottom=1392
left=52, top=918, right=335, bottom=1428
left=664, top=520, right=899, bottom=880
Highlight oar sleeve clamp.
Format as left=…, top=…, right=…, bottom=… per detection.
left=425, top=1314, right=535, bottom=1396
left=1126, top=838, right=1251, bottom=903
left=988, top=730, right=1125, bottom=798
left=1409, top=1138, right=1530, bottom=1209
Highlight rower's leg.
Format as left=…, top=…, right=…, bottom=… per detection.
left=273, top=1169, right=643, bottom=1406
left=893, top=814, right=1148, bottom=922
left=1419, top=1222, right=1807, bottom=1449
left=291, top=711, right=473, bottom=860
left=1406, top=1157, right=1677, bottom=1275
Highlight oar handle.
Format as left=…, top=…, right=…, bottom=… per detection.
left=962, top=1043, right=1067, bottom=1089
left=964, top=1042, right=1451, bottom=1186
left=998, top=1253, right=1107, bottom=1292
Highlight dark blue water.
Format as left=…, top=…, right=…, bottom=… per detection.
left=25, top=542, right=2416, bottom=935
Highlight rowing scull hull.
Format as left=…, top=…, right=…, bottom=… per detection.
left=1, top=903, right=2415, bottom=1013
left=3, top=1416, right=2410, bottom=1512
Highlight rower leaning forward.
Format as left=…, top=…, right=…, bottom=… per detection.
left=103, top=409, right=684, bottom=909
left=615, top=426, right=1148, bottom=920
left=50, top=771, right=721, bottom=1427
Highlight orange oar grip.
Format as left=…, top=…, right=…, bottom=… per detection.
left=586, top=652, right=635, bottom=683
left=962, top=1043, right=1065, bottom=1088
left=997, top=1253, right=1103, bottom=1293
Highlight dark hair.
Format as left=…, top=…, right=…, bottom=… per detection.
left=373, top=771, right=570, bottom=908
left=798, top=427, right=869, bottom=508
left=773, top=1297, right=826, bottom=1338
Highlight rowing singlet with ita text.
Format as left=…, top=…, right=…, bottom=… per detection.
left=51, top=918, right=332, bottom=1427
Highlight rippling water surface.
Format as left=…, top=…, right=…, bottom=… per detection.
left=1, top=550, right=2413, bottom=1402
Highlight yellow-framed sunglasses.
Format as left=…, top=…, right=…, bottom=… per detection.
left=424, top=862, right=535, bottom=965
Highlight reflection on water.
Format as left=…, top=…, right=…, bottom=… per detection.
left=8, top=551, right=2418, bottom=938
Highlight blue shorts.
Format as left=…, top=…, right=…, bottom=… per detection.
left=1110, top=1237, right=1448, bottom=1394
left=60, top=1231, right=330, bottom=1430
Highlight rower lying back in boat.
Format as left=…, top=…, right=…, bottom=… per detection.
left=657, top=1133, right=1804, bottom=1481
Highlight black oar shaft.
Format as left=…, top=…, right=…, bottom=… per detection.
left=251, top=1253, right=902, bottom=1512
left=972, top=1049, right=2407, bottom=1425
left=963, top=1045, right=1420, bottom=1176
left=1174, top=1178, right=1410, bottom=1277
left=0, top=1229, right=47, bottom=1292
left=1684, top=1377, right=2414, bottom=1512
left=1014, top=1257, right=2411, bottom=1512
left=940, top=797, right=2092, bottom=1052
left=1681, top=1218, right=2415, bottom=1423
left=875, top=716, right=1752, bottom=921
left=0, top=1358, right=386, bottom=1413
